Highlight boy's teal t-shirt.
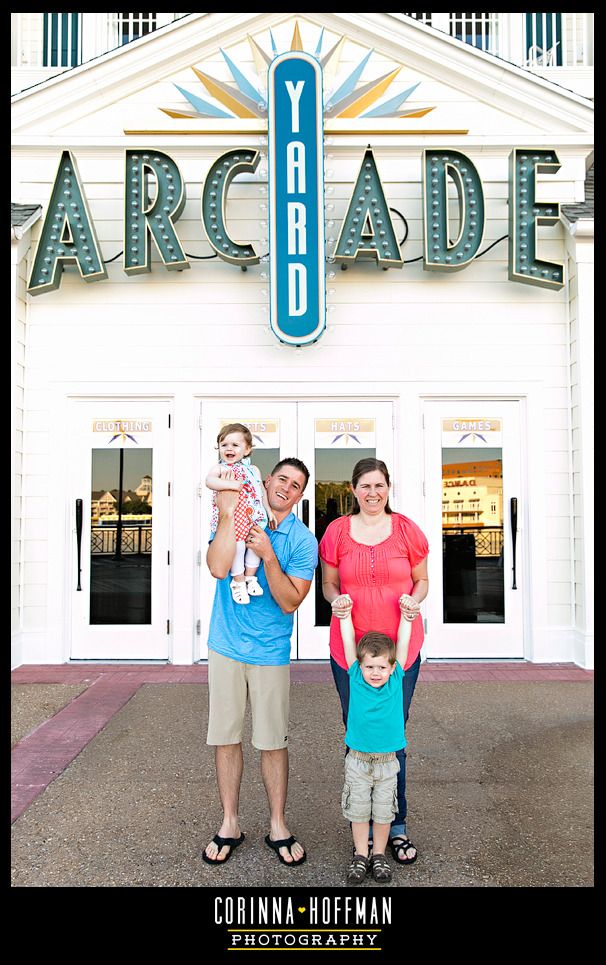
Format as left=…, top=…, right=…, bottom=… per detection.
left=345, top=661, right=406, bottom=753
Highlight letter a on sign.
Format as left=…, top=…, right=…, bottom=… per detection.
left=268, top=52, right=325, bottom=345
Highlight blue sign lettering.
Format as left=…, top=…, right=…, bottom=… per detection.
left=268, top=51, right=325, bottom=344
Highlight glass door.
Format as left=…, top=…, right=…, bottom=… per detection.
left=198, top=401, right=395, bottom=661
left=197, top=402, right=298, bottom=659
left=69, top=401, right=172, bottom=659
left=423, top=400, right=524, bottom=658
left=296, top=402, right=394, bottom=658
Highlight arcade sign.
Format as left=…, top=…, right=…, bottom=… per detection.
left=27, top=53, right=565, bottom=346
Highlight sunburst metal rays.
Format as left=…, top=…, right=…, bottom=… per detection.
left=160, top=20, right=434, bottom=122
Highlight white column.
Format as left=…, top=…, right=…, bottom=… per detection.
left=11, top=238, right=24, bottom=668
left=507, top=12, right=527, bottom=66
left=431, top=13, right=450, bottom=35
left=569, top=222, right=594, bottom=669
left=170, top=392, right=198, bottom=664
left=155, top=14, right=176, bottom=29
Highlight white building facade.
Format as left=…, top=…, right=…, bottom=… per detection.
left=11, top=12, right=594, bottom=668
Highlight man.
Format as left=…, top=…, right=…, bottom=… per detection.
left=203, top=458, right=318, bottom=866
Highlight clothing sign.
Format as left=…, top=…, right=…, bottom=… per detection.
left=315, top=418, right=376, bottom=448
left=268, top=51, right=325, bottom=345
left=92, top=419, right=153, bottom=445
left=441, top=418, right=502, bottom=446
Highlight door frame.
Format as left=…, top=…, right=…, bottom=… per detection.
left=422, top=395, right=529, bottom=660
left=65, top=396, right=173, bottom=661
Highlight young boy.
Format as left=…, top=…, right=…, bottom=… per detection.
left=335, top=594, right=412, bottom=885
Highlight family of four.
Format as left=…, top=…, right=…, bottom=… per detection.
left=202, top=423, right=429, bottom=885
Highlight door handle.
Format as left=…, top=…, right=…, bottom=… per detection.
left=302, top=499, right=309, bottom=528
left=76, top=498, right=83, bottom=591
left=510, top=497, right=518, bottom=590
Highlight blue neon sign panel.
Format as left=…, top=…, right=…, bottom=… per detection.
left=268, top=51, right=325, bottom=345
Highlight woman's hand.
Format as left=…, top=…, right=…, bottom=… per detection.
left=399, top=593, right=420, bottom=622
left=331, top=594, right=353, bottom=620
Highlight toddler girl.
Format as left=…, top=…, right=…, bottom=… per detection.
left=206, top=423, right=275, bottom=605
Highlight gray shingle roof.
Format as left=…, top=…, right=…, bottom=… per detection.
left=11, top=203, right=42, bottom=227
left=561, top=163, right=594, bottom=223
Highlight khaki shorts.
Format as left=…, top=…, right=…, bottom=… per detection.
left=206, top=649, right=290, bottom=750
left=341, top=750, right=400, bottom=825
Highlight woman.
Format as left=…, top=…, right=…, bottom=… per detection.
left=319, top=458, right=429, bottom=865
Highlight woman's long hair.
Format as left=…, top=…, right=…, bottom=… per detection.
left=350, top=458, right=392, bottom=515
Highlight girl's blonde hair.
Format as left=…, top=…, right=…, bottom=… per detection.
left=216, top=422, right=254, bottom=450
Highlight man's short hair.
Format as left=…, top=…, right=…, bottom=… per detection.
left=270, top=457, right=310, bottom=491
left=357, top=631, right=396, bottom=665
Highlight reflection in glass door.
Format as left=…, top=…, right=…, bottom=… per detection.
left=442, top=443, right=504, bottom=624
left=90, top=447, right=153, bottom=624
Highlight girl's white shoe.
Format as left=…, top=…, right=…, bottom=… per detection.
left=245, top=575, right=264, bottom=597
left=230, top=579, right=250, bottom=605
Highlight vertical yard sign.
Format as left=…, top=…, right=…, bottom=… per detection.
left=268, top=51, right=325, bottom=345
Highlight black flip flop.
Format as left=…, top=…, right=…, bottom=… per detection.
left=389, top=835, right=418, bottom=865
left=202, top=832, right=245, bottom=865
left=264, top=834, right=306, bottom=866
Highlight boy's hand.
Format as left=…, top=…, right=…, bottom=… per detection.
left=399, top=593, right=420, bottom=622
left=331, top=594, right=353, bottom=620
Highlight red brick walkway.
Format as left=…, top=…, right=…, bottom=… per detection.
left=11, top=662, right=592, bottom=824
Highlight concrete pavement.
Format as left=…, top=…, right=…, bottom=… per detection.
left=11, top=662, right=593, bottom=888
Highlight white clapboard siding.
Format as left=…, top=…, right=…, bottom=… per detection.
left=13, top=9, right=591, bottom=656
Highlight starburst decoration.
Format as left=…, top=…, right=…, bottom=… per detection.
left=160, top=21, right=434, bottom=122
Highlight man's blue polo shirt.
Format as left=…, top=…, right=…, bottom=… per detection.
left=208, top=513, right=318, bottom=666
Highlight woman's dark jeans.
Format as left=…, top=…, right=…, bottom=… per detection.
left=330, top=653, right=422, bottom=835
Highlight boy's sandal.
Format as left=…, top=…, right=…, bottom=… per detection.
left=369, top=853, right=392, bottom=882
left=347, top=853, right=370, bottom=885
left=389, top=835, right=418, bottom=865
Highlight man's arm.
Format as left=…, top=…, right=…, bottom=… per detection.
left=246, top=523, right=313, bottom=614
left=206, top=487, right=239, bottom=579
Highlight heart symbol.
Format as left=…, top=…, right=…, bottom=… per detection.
left=298, top=907, right=306, bottom=913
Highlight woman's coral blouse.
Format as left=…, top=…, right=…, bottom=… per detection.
left=319, top=513, right=429, bottom=671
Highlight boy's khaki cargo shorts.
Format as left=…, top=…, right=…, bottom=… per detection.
left=341, top=749, right=400, bottom=824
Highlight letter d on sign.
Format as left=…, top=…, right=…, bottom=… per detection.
left=268, top=51, right=325, bottom=345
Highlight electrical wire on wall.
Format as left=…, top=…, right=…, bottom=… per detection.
left=102, top=209, right=508, bottom=267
